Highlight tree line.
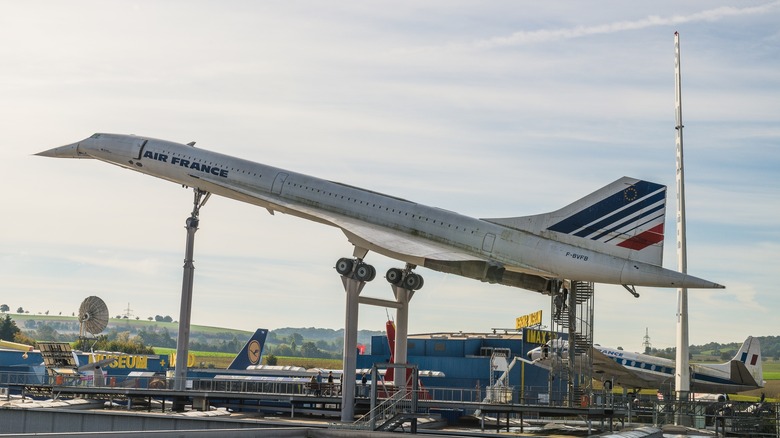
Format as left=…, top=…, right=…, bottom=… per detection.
left=6, top=312, right=776, bottom=361
left=645, top=336, right=780, bottom=361
left=2, top=315, right=340, bottom=358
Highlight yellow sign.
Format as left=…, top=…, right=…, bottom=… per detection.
left=525, top=329, right=554, bottom=345
left=168, top=353, right=197, bottom=368
left=90, top=354, right=149, bottom=369
left=515, top=310, right=543, bottom=329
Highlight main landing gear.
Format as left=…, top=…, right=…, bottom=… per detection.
left=335, top=257, right=377, bottom=282
left=335, top=258, right=424, bottom=291
left=386, top=266, right=424, bottom=291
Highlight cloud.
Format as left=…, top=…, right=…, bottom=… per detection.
left=389, top=2, right=780, bottom=55
left=65, top=252, right=167, bottom=276
left=2, top=2, right=778, bottom=349
left=468, top=2, right=780, bottom=49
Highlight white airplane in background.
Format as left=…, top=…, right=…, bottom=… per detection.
left=38, top=133, right=723, bottom=294
left=527, top=336, right=764, bottom=394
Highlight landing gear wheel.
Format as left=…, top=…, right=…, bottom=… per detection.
left=335, top=258, right=354, bottom=276
left=403, top=273, right=424, bottom=290
left=385, top=268, right=404, bottom=285
left=354, top=263, right=376, bottom=282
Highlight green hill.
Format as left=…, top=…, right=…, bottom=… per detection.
left=5, top=313, right=251, bottom=351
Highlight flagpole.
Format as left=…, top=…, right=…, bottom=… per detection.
left=673, top=31, right=691, bottom=421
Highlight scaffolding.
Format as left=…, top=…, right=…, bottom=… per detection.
left=547, top=280, right=595, bottom=407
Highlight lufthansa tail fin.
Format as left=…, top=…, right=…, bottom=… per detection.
left=731, top=336, right=763, bottom=387
left=227, top=329, right=269, bottom=370
left=483, top=177, right=667, bottom=266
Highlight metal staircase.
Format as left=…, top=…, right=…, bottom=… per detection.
left=332, top=363, right=425, bottom=432
left=333, top=389, right=420, bottom=432
left=549, top=280, right=595, bottom=407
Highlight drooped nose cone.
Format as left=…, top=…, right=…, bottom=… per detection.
left=36, top=135, right=96, bottom=158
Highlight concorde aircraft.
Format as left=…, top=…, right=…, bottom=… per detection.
left=38, top=133, right=723, bottom=294
left=527, top=337, right=764, bottom=394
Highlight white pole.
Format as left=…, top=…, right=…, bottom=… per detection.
left=673, top=31, right=690, bottom=405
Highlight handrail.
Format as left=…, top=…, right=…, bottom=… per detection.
left=334, top=389, right=414, bottom=430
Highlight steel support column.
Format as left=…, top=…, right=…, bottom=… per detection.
left=174, top=189, right=209, bottom=393
left=340, top=276, right=365, bottom=422
left=391, top=285, right=414, bottom=386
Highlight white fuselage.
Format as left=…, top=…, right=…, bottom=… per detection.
left=39, top=133, right=723, bottom=291
left=594, top=346, right=759, bottom=394
left=528, top=341, right=763, bottom=394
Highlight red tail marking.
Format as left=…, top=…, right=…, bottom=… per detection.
left=617, top=224, right=665, bottom=251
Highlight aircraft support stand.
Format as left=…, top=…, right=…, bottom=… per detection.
left=337, top=247, right=376, bottom=423
left=174, top=188, right=210, bottom=398
left=340, top=275, right=366, bottom=422
left=337, top=255, right=420, bottom=423
left=391, top=282, right=415, bottom=387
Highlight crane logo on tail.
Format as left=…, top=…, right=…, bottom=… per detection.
left=248, top=340, right=262, bottom=365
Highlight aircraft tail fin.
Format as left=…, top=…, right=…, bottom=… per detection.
left=227, top=329, right=269, bottom=370
left=731, top=336, right=763, bottom=387
left=483, top=177, right=667, bottom=266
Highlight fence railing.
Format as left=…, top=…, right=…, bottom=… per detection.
left=0, top=372, right=46, bottom=386
left=3, top=369, right=776, bottom=436
left=334, top=389, right=414, bottom=430
left=0, top=371, right=622, bottom=408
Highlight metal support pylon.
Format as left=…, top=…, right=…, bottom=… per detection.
left=173, top=188, right=210, bottom=393
left=391, top=283, right=414, bottom=386
left=340, top=275, right=366, bottom=422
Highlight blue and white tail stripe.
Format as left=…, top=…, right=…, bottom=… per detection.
left=547, top=180, right=666, bottom=251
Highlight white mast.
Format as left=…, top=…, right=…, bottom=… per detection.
left=673, top=31, right=690, bottom=402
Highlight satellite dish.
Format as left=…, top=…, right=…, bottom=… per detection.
left=78, top=296, right=109, bottom=338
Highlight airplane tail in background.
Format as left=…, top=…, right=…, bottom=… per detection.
left=484, top=177, right=667, bottom=266
left=227, top=329, right=269, bottom=370
left=731, top=336, right=763, bottom=387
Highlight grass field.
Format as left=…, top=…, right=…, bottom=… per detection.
left=273, top=356, right=342, bottom=370
left=153, top=348, right=236, bottom=369
left=7, top=313, right=253, bottom=338
left=151, top=348, right=343, bottom=370
left=762, top=359, right=780, bottom=380
left=738, top=381, right=779, bottom=402
left=157, top=349, right=778, bottom=378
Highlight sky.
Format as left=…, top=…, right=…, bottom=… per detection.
left=1, top=1, right=778, bottom=352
